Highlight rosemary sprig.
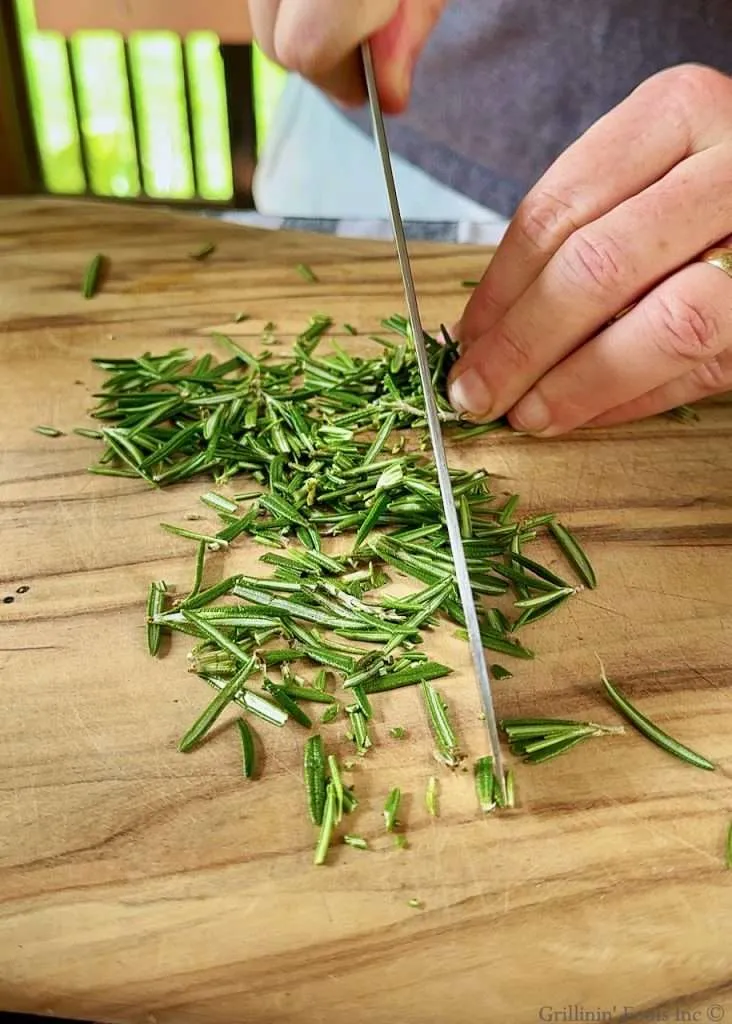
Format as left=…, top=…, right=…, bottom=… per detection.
left=600, top=663, right=715, bottom=771
left=501, top=715, right=624, bottom=763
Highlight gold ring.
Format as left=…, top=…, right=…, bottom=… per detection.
left=699, top=246, right=732, bottom=278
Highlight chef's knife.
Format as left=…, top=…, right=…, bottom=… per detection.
left=361, top=42, right=507, bottom=802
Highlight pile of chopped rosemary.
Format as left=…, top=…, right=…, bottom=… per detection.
left=75, top=312, right=716, bottom=865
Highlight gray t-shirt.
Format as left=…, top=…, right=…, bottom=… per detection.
left=343, top=0, right=732, bottom=217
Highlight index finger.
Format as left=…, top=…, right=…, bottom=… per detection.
left=457, top=64, right=731, bottom=346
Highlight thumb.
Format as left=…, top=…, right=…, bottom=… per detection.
left=370, top=0, right=449, bottom=113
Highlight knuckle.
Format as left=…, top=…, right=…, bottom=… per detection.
left=691, top=355, right=731, bottom=393
left=513, top=189, right=581, bottom=255
left=555, top=230, right=625, bottom=301
left=273, top=23, right=322, bottom=78
left=662, top=63, right=731, bottom=107
left=644, top=64, right=732, bottom=136
left=493, top=326, right=532, bottom=376
left=649, top=291, right=720, bottom=364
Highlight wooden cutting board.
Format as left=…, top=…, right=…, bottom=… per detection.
left=2, top=198, right=732, bottom=1024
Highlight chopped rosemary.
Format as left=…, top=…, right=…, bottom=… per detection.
left=304, top=735, right=327, bottom=825
left=389, top=726, right=407, bottom=740
left=33, top=425, right=64, bottom=437
left=474, top=756, right=496, bottom=812
left=425, top=775, right=439, bottom=817
left=501, top=715, right=624, bottom=763
left=236, top=718, right=256, bottom=778
left=82, top=253, right=105, bottom=298
left=726, top=822, right=732, bottom=869
left=343, top=834, right=368, bottom=850
left=422, top=682, right=461, bottom=767
left=313, top=783, right=336, bottom=866
left=383, top=787, right=401, bottom=832
left=600, top=662, right=715, bottom=771
left=190, top=242, right=216, bottom=261
left=146, top=580, right=167, bottom=656
left=328, top=754, right=345, bottom=823
left=667, top=404, right=700, bottom=423
left=549, top=521, right=597, bottom=589
left=296, top=262, right=318, bottom=283
left=179, top=657, right=256, bottom=753
left=82, top=310, right=615, bottom=865
left=320, top=703, right=340, bottom=724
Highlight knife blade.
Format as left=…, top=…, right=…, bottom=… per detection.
left=361, top=42, right=507, bottom=802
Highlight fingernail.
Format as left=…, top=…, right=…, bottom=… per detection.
left=446, top=322, right=460, bottom=343
left=511, top=390, right=551, bottom=434
left=448, top=368, right=491, bottom=417
left=393, top=61, right=412, bottom=107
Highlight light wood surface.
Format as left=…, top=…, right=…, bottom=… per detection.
left=2, top=198, right=732, bottom=1024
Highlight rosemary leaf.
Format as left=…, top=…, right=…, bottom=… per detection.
left=33, top=425, right=64, bottom=437
left=600, top=663, right=715, bottom=771
left=304, top=735, right=327, bottom=825
left=296, top=263, right=318, bottom=283
left=425, top=775, right=439, bottom=817
left=263, top=680, right=312, bottom=728
left=179, top=657, right=256, bottom=752
left=313, top=783, right=336, bottom=866
left=328, top=754, right=344, bottom=823
left=190, top=242, right=216, bottom=261
left=343, top=834, right=368, bottom=849
left=236, top=718, right=256, bottom=778
left=474, top=756, right=496, bottom=812
left=421, top=682, right=461, bottom=767
left=549, top=521, right=597, bottom=589
left=82, top=253, right=105, bottom=298
left=383, top=787, right=401, bottom=832
left=146, top=580, right=167, bottom=656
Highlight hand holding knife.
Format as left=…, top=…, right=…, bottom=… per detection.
left=360, top=42, right=507, bottom=801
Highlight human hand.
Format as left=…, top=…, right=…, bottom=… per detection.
left=448, top=64, right=732, bottom=434
left=248, top=0, right=447, bottom=114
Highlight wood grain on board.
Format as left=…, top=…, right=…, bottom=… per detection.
left=1, top=198, right=732, bottom=1024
